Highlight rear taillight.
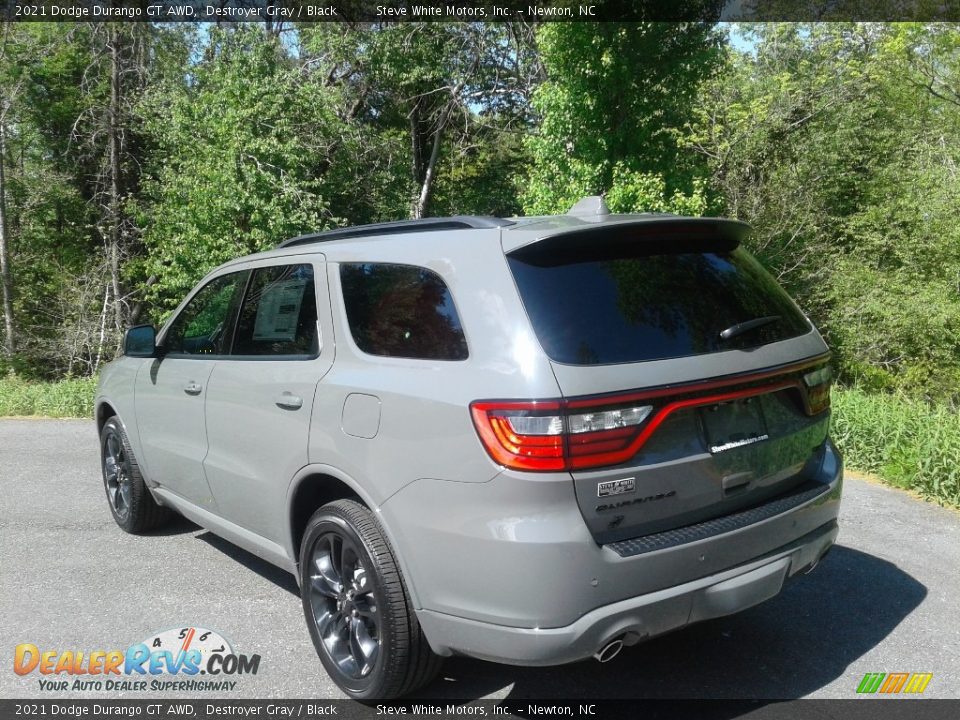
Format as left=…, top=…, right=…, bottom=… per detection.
left=471, top=358, right=832, bottom=472
left=470, top=401, right=565, bottom=471
left=802, top=365, right=832, bottom=415
left=470, top=400, right=654, bottom=471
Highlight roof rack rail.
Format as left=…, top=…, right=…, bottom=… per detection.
left=278, top=216, right=514, bottom=248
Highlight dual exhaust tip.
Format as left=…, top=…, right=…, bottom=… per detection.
left=593, top=638, right=624, bottom=663
left=592, top=548, right=836, bottom=663
left=804, top=545, right=834, bottom=575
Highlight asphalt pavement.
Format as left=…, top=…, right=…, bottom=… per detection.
left=1, top=419, right=958, bottom=700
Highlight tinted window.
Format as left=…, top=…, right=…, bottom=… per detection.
left=233, top=264, right=319, bottom=357
left=164, top=272, right=247, bottom=356
left=340, top=263, right=468, bottom=360
left=508, top=246, right=810, bottom=365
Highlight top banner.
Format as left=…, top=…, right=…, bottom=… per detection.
left=4, top=0, right=960, bottom=22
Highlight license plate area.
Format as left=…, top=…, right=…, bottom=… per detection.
left=701, top=397, right=769, bottom=454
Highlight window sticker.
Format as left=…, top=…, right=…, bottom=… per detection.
left=252, top=279, right=307, bottom=342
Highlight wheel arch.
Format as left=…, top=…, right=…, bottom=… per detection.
left=96, top=400, right=117, bottom=434
left=286, top=465, right=421, bottom=608
left=288, top=469, right=363, bottom=563
left=95, top=395, right=158, bottom=494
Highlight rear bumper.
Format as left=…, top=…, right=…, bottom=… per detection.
left=417, top=519, right=837, bottom=665
left=384, top=439, right=842, bottom=665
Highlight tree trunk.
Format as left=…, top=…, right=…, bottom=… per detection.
left=0, top=121, right=14, bottom=356
left=108, top=27, right=124, bottom=334
left=413, top=123, right=444, bottom=219
left=94, top=283, right=110, bottom=373
left=128, top=274, right=156, bottom=325
left=410, top=82, right=463, bottom=220
left=409, top=100, right=422, bottom=218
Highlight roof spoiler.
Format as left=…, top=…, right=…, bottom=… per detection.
left=507, top=217, right=752, bottom=264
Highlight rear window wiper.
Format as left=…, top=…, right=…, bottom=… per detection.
left=719, top=315, right=781, bottom=341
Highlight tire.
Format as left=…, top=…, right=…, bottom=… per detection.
left=299, top=499, right=442, bottom=700
left=100, top=416, right=171, bottom=533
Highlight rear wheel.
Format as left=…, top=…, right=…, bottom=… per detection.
left=100, top=417, right=171, bottom=533
left=299, top=499, right=442, bottom=700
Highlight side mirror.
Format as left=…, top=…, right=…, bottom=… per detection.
left=124, top=324, right=158, bottom=358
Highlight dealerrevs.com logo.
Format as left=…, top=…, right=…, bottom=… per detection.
left=13, top=627, right=260, bottom=692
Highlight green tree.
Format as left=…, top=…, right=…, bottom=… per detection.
left=521, top=22, right=723, bottom=214
left=688, top=23, right=960, bottom=401
left=299, top=22, right=539, bottom=220
left=0, top=24, right=175, bottom=376
left=138, top=27, right=343, bottom=314
left=3, top=23, right=195, bottom=376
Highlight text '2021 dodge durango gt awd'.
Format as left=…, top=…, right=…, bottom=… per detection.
left=96, top=197, right=842, bottom=699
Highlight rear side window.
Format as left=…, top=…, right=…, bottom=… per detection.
left=339, top=263, right=468, bottom=360
left=508, top=245, right=810, bottom=366
left=233, top=264, right=319, bottom=357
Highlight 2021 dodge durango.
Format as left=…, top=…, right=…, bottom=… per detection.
left=95, top=198, right=842, bottom=699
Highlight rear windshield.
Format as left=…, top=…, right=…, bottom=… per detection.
left=507, top=245, right=810, bottom=365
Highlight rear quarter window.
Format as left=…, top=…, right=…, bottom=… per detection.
left=508, top=245, right=810, bottom=365
left=339, top=263, right=468, bottom=361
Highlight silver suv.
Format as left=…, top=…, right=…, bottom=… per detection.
left=95, top=198, right=842, bottom=699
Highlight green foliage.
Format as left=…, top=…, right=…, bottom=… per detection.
left=688, top=24, right=960, bottom=402
left=4, top=21, right=960, bottom=504
left=137, top=27, right=341, bottom=315
left=0, top=376, right=96, bottom=418
left=430, top=125, right=527, bottom=218
left=298, top=23, right=535, bottom=221
left=832, top=387, right=960, bottom=506
left=521, top=22, right=722, bottom=214
left=605, top=166, right=712, bottom=215
left=0, top=23, right=111, bottom=378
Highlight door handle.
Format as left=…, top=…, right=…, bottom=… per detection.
left=183, top=382, right=203, bottom=396
left=275, top=392, right=303, bottom=410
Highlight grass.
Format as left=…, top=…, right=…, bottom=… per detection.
left=0, top=375, right=97, bottom=419
left=0, top=375, right=956, bottom=506
left=831, top=386, right=960, bottom=507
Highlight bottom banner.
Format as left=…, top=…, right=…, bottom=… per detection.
left=1, top=699, right=958, bottom=720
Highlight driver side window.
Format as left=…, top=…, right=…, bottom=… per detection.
left=164, top=272, right=247, bottom=356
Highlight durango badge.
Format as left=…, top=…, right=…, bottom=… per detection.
left=596, top=490, right=677, bottom=513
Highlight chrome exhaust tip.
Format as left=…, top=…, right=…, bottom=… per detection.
left=805, top=546, right=833, bottom=575
left=593, top=638, right=624, bottom=663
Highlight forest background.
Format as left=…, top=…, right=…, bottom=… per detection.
left=0, top=21, right=958, bottom=504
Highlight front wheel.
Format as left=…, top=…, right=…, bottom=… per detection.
left=299, top=499, right=442, bottom=700
left=100, top=417, right=171, bottom=533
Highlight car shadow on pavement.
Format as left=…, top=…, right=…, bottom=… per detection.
left=138, top=514, right=202, bottom=537
left=418, top=545, right=926, bottom=701
left=195, top=530, right=301, bottom=595
left=181, top=533, right=926, bottom=702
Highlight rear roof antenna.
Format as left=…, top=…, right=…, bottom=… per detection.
left=567, top=195, right=611, bottom=217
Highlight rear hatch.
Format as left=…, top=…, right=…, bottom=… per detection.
left=504, top=219, right=833, bottom=544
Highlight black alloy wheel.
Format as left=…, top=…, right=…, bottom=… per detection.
left=100, top=416, right=171, bottom=533
left=299, top=499, right=441, bottom=700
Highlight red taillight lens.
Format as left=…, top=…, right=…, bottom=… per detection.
left=471, top=360, right=831, bottom=472
left=470, top=400, right=653, bottom=471
left=803, top=365, right=832, bottom=415
left=470, top=401, right=566, bottom=470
